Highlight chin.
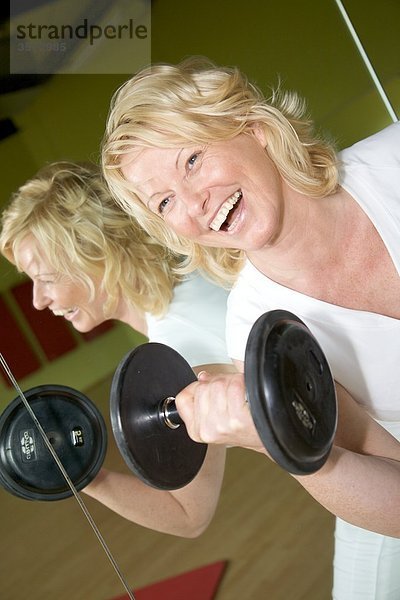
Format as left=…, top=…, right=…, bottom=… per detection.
left=244, top=229, right=276, bottom=251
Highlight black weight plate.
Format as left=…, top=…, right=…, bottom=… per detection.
left=0, top=385, right=107, bottom=501
left=245, top=310, right=337, bottom=475
left=110, top=343, right=208, bottom=490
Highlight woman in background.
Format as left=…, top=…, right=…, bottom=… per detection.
left=0, top=160, right=234, bottom=537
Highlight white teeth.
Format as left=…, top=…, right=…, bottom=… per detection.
left=210, top=191, right=242, bottom=232
left=53, top=308, right=76, bottom=317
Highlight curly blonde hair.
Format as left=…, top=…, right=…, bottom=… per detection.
left=0, top=161, right=182, bottom=317
left=102, top=57, right=339, bottom=285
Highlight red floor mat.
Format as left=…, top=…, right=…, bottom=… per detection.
left=111, top=560, right=228, bottom=600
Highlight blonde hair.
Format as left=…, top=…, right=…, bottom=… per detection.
left=0, top=161, right=182, bottom=317
left=102, top=57, right=339, bottom=284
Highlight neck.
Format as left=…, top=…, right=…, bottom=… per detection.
left=247, top=185, right=353, bottom=286
left=112, top=297, right=148, bottom=336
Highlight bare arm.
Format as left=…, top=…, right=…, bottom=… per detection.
left=176, top=363, right=400, bottom=537
left=83, top=444, right=225, bottom=537
left=83, top=363, right=235, bottom=537
left=293, top=383, right=400, bottom=537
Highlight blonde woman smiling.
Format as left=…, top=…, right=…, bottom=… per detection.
left=0, top=161, right=235, bottom=538
left=101, top=58, right=400, bottom=599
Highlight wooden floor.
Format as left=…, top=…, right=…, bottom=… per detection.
left=0, top=374, right=335, bottom=600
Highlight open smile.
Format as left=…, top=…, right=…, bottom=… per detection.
left=209, top=190, right=243, bottom=232
left=52, top=307, right=78, bottom=319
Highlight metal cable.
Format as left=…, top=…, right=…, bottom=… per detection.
left=334, top=0, right=398, bottom=123
left=0, top=353, right=135, bottom=600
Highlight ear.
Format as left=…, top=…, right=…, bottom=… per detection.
left=248, top=122, right=267, bottom=148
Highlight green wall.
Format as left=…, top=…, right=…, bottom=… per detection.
left=150, top=0, right=399, bottom=144
left=1, top=0, right=399, bottom=404
left=0, top=73, right=143, bottom=405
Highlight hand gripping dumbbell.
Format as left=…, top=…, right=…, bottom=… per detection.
left=0, top=310, right=337, bottom=499
left=110, top=310, right=338, bottom=489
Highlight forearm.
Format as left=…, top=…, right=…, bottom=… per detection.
left=177, top=362, right=400, bottom=536
left=293, top=446, right=400, bottom=537
left=83, top=445, right=226, bottom=538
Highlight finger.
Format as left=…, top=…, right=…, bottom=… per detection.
left=197, top=370, right=211, bottom=381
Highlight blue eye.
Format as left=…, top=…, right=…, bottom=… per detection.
left=159, top=197, right=171, bottom=213
left=188, top=153, right=199, bottom=169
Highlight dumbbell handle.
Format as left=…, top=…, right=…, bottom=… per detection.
left=161, top=396, right=182, bottom=430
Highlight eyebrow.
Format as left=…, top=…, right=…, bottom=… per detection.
left=175, top=148, right=184, bottom=169
left=34, top=272, right=57, bottom=279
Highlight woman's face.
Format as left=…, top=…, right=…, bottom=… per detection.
left=121, top=129, right=285, bottom=252
left=16, top=236, right=108, bottom=333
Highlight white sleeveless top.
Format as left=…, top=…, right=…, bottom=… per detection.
left=227, top=123, right=400, bottom=421
left=147, top=271, right=231, bottom=368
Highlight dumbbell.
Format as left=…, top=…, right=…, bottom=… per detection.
left=110, top=309, right=337, bottom=489
left=0, top=310, right=337, bottom=500
left=0, top=385, right=107, bottom=501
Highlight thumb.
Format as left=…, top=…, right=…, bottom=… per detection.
left=196, top=370, right=211, bottom=381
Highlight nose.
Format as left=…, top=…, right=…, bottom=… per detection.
left=32, top=282, right=49, bottom=311
left=180, top=184, right=209, bottom=218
